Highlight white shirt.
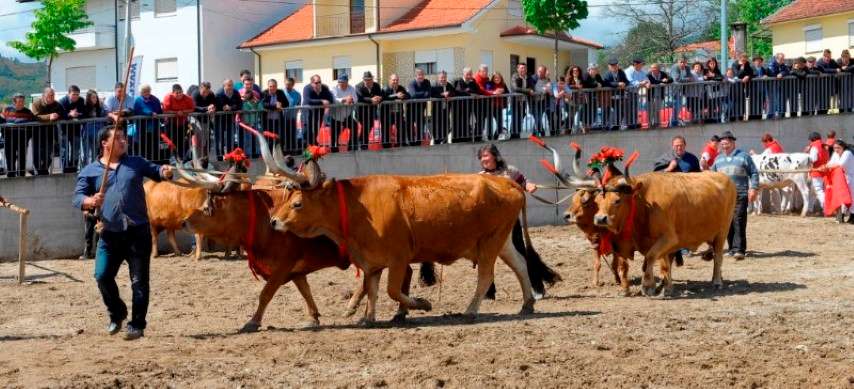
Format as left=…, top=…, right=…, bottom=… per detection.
left=809, top=145, right=821, bottom=163
left=331, top=84, right=357, bottom=121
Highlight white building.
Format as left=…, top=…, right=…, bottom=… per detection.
left=32, top=0, right=299, bottom=97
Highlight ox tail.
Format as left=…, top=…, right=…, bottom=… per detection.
left=418, top=262, right=437, bottom=287
left=518, top=199, right=562, bottom=295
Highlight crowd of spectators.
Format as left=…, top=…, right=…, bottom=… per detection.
left=1, top=48, right=852, bottom=178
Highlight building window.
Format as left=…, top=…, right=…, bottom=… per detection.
left=332, top=56, right=351, bottom=80
left=415, top=62, right=437, bottom=75
left=285, top=60, right=303, bottom=83
left=118, top=0, right=141, bottom=21
left=804, top=26, right=822, bottom=54
left=526, top=57, right=536, bottom=72
left=65, top=66, right=96, bottom=90
left=155, top=0, right=177, bottom=17
left=415, top=49, right=454, bottom=76
left=849, top=21, right=853, bottom=47
left=350, top=0, right=365, bottom=34
left=510, top=54, right=519, bottom=75
left=155, top=58, right=178, bottom=82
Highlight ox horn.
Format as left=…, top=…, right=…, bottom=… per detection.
left=238, top=117, right=307, bottom=184
left=188, top=117, right=206, bottom=170
left=174, top=163, right=222, bottom=191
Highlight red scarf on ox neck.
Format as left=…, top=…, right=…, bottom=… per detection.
left=598, top=195, right=637, bottom=257
left=336, top=180, right=361, bottom=277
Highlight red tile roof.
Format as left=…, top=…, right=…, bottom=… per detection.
left=499, top=25, right=603, bottom=49
left=675, top=38, right=736, bottom=58
left=240, top=5, right=314, bottom=49
left=383, top=0, right=493, bottom=32
left=763, top=0, right=854, bottom=25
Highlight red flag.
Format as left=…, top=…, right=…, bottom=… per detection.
left=824, top=167, right=852, bottom=216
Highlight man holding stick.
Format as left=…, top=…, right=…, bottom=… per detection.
left=72, top=125, right=174, bottom=340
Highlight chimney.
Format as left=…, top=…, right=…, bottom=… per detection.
left=731, top=22, right=747, bottom=57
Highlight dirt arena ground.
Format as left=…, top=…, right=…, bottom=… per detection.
left=1, top=214, right=852, bottom=388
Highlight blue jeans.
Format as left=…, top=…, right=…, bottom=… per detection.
left=94, top=224, right=152, bottom=329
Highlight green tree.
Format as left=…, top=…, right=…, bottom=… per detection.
left=600, top=21, right=671, bottom=67
left=521, top=0, right=589, bottom=77
left=737, top=0, right=790, bottom=57
left=7, top=0, right=92, bottom=86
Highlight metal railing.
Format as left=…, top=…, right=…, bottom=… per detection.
left=1, top=73, right=851, bottom=177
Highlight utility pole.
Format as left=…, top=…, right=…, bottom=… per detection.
left=720, top=0, right=728, bottom=67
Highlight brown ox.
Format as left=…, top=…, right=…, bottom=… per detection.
left=592, top=161, right=736, bottom=297
left=266, top=160, right=540, bottom=323
left=533, top=140, right=634, bottom=295
left=145, top=181, right=207, bottom=260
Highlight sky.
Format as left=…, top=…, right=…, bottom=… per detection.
left=0, top=0, right=628, bottom=62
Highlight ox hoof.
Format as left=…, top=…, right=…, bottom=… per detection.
left=642, top=287, right=659, bottom=297
left=389, top=312, right=408, bottom=324
left=519, top=300, right=535, bottom=315
left=343, top=307, right=358, bottom=318
left=620, top=288, right=631, bottom=297
left=713, top=282, right=723, bottom=290
left=412, top=298, right=432, bottom=312
left=356, top=318, right=377, bottom=328
left=238, top=321, right=261, bottom=334
left=300, top=318, right=320, bottom=329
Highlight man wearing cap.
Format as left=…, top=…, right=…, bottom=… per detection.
left=331, top=74, right=358, bottom=149
left=601, top=58, right=629, bottom=130
left=1, top=93, right=36, bottom=177
left=711, top=131, right=758, bottom=260
left=356, top=71, right=383, bottom=148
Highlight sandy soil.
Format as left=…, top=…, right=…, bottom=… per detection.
left=1, top=215, right=852, bottom=388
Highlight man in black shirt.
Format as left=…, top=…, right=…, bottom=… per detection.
left=453, top=67, right=484, bottom=142
left=382, top=73, right=410, bottom=146
left=355, top=71, right=383, bottom=148
left=59, top=85, right=87, bottom=173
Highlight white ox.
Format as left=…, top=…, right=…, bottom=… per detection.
left=751, top=153, right=812, bottom=216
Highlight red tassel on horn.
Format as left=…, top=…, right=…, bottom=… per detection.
left=159, top=133, right=176, bottom=151
left=569, top=142, right=581, bottom=152
left=539, top=159, right=559, bottom=175
left=625, top=151, right=640, bottom=169
left=528, top=135, right=546, bottom=148
left=263, top=131, right=279, bottom=140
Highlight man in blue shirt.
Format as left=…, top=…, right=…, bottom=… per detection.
left=653, top=135, right=701, bottom=172
left=711, top=131, right=758, bottom=260
left=283, top=77, right=302, bottom=152
left=72, top=125, right=174, bottom=340
left=132, top=85, right=163, bottom=161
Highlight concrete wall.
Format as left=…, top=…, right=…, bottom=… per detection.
left=1, top=113, right=850, bottom=260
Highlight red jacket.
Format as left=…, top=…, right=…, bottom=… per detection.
left=702, top=142, right=718, bottom=167
left=763, top=140, right=784, bottom=154
left=809, top=139, right=829, bottom=178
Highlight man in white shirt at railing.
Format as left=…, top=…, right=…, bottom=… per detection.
left=625, top=58, right=650, bottom=88
left=331, top=74, right=358, bottom=149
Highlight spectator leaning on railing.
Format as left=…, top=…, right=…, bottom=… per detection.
left=510, top=63, right=535, bottom=138
left=355, top=71, right=383, bottom=147
left=2, top=93, right=36, bottom=177
left=215, top=79, right=243, bottom=155
left=261, top=78, right=288, bottom=142
left=602, top=58, right=629, bottom=130
left=381, top=73, right=410, bottom=146
left=31, top=87, right=65, bottom=175
left=331, top=74, right=358, bottom=148
left=133, top=85, right=163, bottom=161
left=302, top=74, right=334, bottom=148
left=104, top=82, right=134, bottom=123
left=283, top=77, right=301, bottom=152
left=454, top=67, right=485, bottom=142
left=161, top=84, right=195, bottom=162
left=430, top=70, right=458, bottom=144
left=82, top=89, right=106, bottom=166
left=59, top=85, right=87, bottom=173
left=407, top=68, right=431, bottom=143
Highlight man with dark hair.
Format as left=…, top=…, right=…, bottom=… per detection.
left=407, top=68, right=432, bottom=143
left=59, top=85, right=86, bottom=173
left=215, top=79, right=242, bottom=155
left=768, top=53, right=790, bottom=119
left=161, top=84, right=195, bottom=162
left=302, top=74, right=334, bottom=147
left=104, top=82, right=133, bottom=123
left=31, top=87, right=65, bottom=175
left=283, top=77, right=301, bottom=152
left=510, top=63, right=536, bottom=138
left=234, top=69, right=262, bottom=95
left=72, top=125, right=174, bottom=340
left=711, top=131, right=758, bottom=260
left=261, top=78, right=288, bottom=141
left=1, top=93, right=36, bottom=177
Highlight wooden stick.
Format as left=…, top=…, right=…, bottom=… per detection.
left=18, top=212, right=27, bottom=284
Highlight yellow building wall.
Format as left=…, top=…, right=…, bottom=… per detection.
left=771, top=12, right=854, bottom=58
left=314, top=0, right=349, bottom=37
left=258, top=40, right=379, bottom=90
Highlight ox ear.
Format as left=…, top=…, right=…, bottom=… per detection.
left=254, top=190, right=274, bottom=209
left=631, top=181, right=643, bottom=194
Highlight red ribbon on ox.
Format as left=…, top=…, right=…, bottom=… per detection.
left=244, top=191, right=270, bottom=280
